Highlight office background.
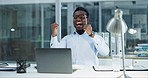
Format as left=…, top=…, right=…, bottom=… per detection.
left=0, top=0, right=148, bottom=61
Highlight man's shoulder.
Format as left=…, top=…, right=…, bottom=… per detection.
left=94, top=33, right=102, bottom=37
left=94, top=34, right=104, bottom=39
left=63, top=34, right=74, bottom=39
left=63, top=32, right=79, bottom=39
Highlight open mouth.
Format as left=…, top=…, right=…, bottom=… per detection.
left=76, top=22, right=83, bottom=27
left=77, top=24, right=82, bottom=27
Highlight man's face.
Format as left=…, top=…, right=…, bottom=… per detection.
left=73, top=11, right=88, bottom=31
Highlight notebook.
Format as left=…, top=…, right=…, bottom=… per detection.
left=35, top=48, right=73, bottom=74
left=93, top=65, right=148, bottom=71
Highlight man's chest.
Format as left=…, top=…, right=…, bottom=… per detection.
left=66, top=35, right=93, bottom=48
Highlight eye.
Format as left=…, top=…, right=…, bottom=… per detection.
left=73, top=15, right=87, bottom=19
left=73, top=16, right=77, bottom=19
left=81, top=16, right=86, bottom=19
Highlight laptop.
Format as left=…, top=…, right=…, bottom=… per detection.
left=35, top=48, right=73, bottom=74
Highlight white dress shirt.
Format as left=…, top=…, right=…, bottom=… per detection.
left=50, top=32, right=109, bottom=66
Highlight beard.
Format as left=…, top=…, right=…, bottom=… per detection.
left=76, top=29, right=85, bottom=35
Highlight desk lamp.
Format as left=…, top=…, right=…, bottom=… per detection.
left=106, top=8, right=131, bottom=78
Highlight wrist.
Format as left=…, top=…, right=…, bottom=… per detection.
left=89, top=33, right=94, bottom=38
left=52, top=34, right=57, bottom=37
left=89, top=33, right=93, bottom=36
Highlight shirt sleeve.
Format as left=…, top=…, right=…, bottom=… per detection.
left=50, top=36, right=67, bottom=48
left=93, top=35, right=109, bottom=56
left=50, top=36, right=59, bottom=48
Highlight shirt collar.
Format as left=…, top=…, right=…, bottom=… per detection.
left=73, top=31, right=87, bottom=36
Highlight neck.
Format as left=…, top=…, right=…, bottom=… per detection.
left=76, top=30, right=85, bottom=35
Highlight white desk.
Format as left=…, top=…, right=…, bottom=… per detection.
left=0, top=64, right=148, bottom=78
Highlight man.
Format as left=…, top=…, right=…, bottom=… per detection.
left=50, top=7, right=109, bottom=66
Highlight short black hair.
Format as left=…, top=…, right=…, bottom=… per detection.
left=73, top=7, right=89, bottom=18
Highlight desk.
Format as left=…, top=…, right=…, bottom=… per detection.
left=0, top=64, right=148, bottom=78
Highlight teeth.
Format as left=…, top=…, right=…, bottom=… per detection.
left=76, top=23, right=82, bottom=25
left=76, top=22, right=82, bottom=24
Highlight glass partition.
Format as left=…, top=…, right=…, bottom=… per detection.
left=65, top=1, right=148, bottom=57
left=0, top=3, right=55, bottom=61
left=0, top=0, right=148, bottom=61
left=100, top=1, right=148, bottom=57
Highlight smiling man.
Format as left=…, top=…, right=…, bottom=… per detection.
left=50, top=7, right=109, bottom=66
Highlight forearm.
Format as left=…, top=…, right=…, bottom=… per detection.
left=93, top=35, right=109, bottom=56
